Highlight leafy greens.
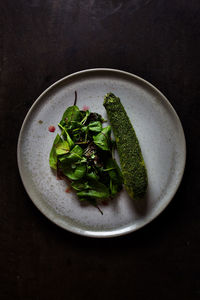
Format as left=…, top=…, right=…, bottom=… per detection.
left=49, top=100, right=123, bottom=212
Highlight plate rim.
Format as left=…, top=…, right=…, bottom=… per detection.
left=17, top=68, right=186, bottom=238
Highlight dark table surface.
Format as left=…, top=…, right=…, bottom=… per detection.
left=1, top=1, right=200, bottom=299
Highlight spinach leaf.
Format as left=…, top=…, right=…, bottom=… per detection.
left=80, top=110, right=90, bottom=125
left=49, top=134, right=62, bottom=169
left=60, top=105, right=81, bottom=125
left=93, top=126, right=111, bottom=151
left=86, top=172, right=99, bottom=181
left=68, top=120, right=82, bottom=131
left=62, top=164, right=86, bottom=180
left=58, top=123, right=74, bottom=148
left=68, top=144, right=83, bottom=159
left=88, top=121, right=102, bottom=132
left=55, top=141, right=70, bottom=155
left=80, top=125, right=89, bottom=142
left=106, top=158, right=123, bottom=196
left=106, top=158, right=123, bottom=184
left=71, top=180, right=91, bottom=191
left=109, top=180, right=118, bottom=196
left=59, top=145, right=83, bottom=164
left=77, top=180, right=110, bottom=199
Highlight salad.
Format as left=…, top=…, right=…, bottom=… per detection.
left=49, top=93, right=123, bottom=213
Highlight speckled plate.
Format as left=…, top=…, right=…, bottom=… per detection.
left=17, top=69, right=186, bottom=238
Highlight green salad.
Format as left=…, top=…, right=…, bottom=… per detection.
left=49, top=95, right=123, bottom=212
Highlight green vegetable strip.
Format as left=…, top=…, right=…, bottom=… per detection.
left=103, top=93, right=148, bottom=199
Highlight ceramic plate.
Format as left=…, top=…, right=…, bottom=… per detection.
left=17, top=69, right=186, bottom=237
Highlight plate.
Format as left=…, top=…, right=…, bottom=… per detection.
left=17, top=68, right=186, bottom=238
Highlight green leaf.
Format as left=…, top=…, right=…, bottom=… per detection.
left=62, top=164, right=86, bottom=180
left=61, top=105, right=81, bottom=124
left=109, top=180, right=119, bottom=196
left=49, top=134, right=63, bottom=169
left=106, top=158, right=123, bottom=196
left=58, top=145, right=83, bottom=164
left=58, top=123, right=74, bottom=148
left=68, top=120, right=82, bottom=131
left=71, top=180, right=91, bottom=191
left=80, top=110, right=90, bottom=125
left=78, top=197, right=88, bottom=202
left=106, top=158, right=123, bottom=183
left=75, top=157, right=87, bottom=164
left=93, top=126, right=111, bottom=151
left=88, top=121, right=102, bottom=132
left=68, top=145, right=83, bottom=159
left=81, top=126, right=88, bottom=132
left=86, top=172, right=99, bottom=181
left=77, top=179, right=110, bottom=199
left=55, top=141, right=70, bottom=155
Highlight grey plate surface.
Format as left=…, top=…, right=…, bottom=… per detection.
left=17, top=68, right=186, bottom=238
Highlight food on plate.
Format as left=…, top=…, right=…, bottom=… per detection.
left=104, top=93, right=148, bottom=200
left=49, top=98, right=123, bottom=213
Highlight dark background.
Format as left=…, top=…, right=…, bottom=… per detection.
left=0, top=0, right=200, bottom=299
